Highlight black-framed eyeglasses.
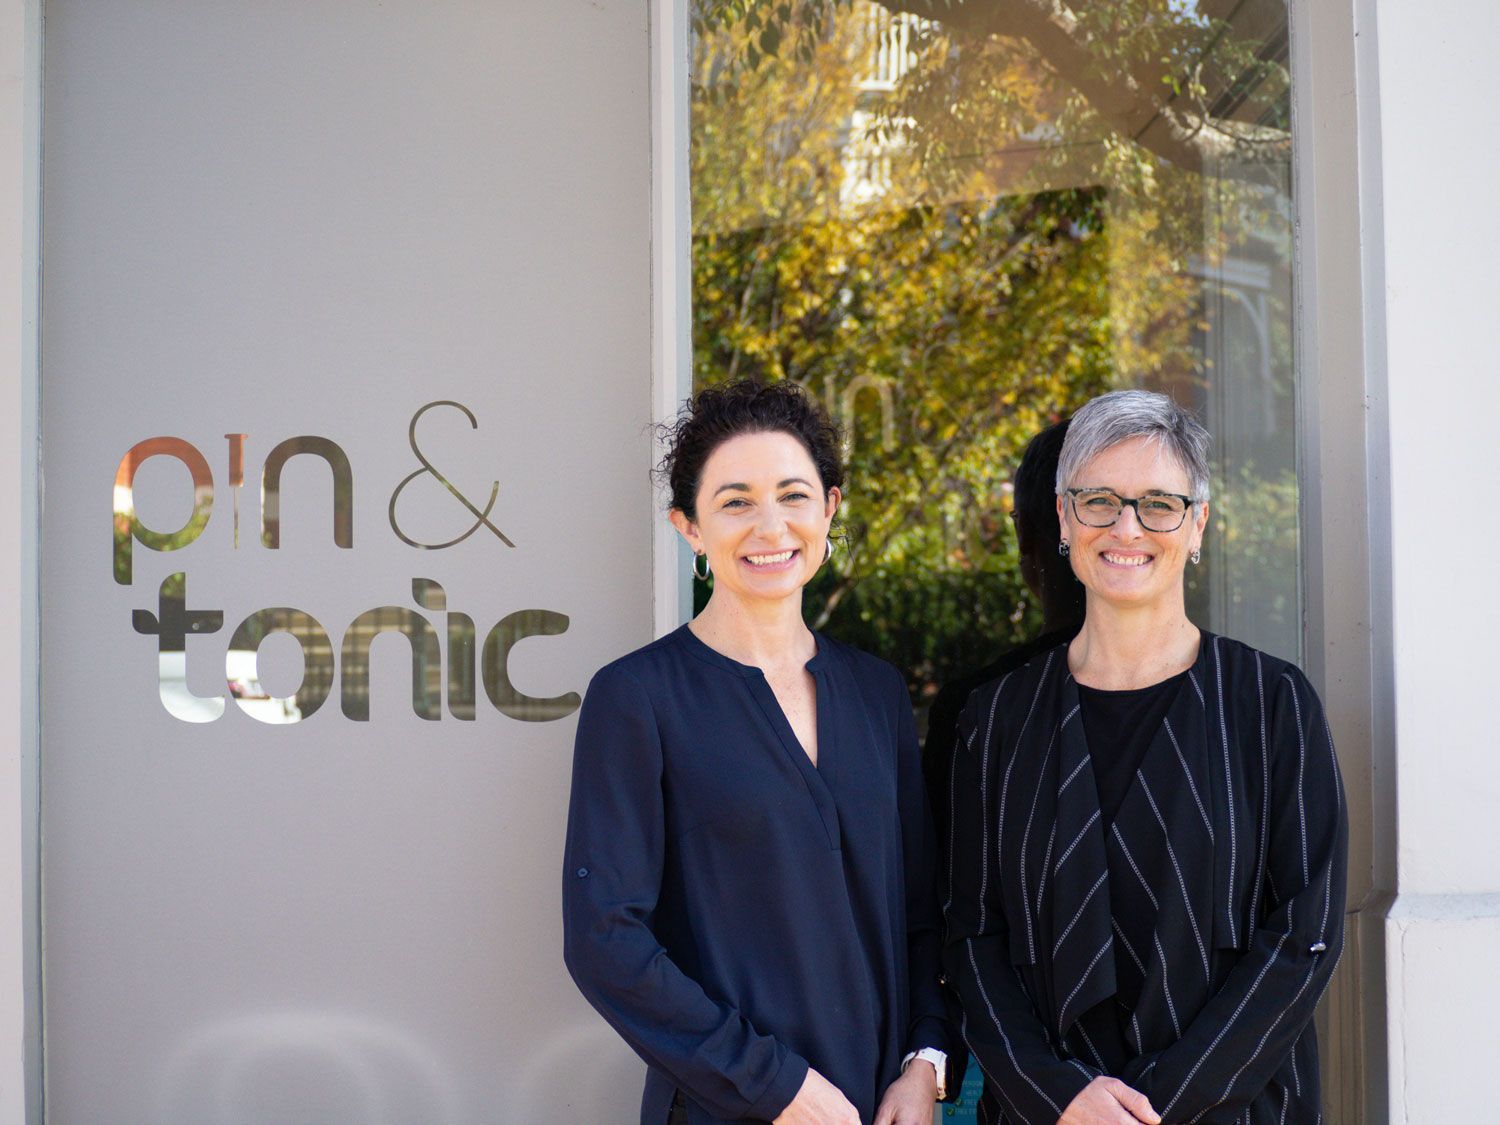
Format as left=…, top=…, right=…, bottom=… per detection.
left=1064, top=487, right=1198, bottom=532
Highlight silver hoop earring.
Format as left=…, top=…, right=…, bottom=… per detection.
left=823, top=538, right=833, bottom=563
left=692, top=552, right=711, bottom=581
left=1058, top=540, right=1070, bottom=557
left=1190, top=547, right=1201, bottom=565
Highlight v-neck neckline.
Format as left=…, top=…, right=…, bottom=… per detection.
left=674, top=624, right=842, bottom=848
left=677, top=622, right=829, bottom=765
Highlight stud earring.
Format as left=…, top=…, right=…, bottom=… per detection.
left=1058, top=540, right=1070, bottom=557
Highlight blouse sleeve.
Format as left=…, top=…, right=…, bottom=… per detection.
left=1124, top=666, right=1348, bottom=1122
left=561, top=665, right=809, bottom=1121
left=891, top=665, right=954, bottom=1061
left=942, top=690, right=1099, bottom=1124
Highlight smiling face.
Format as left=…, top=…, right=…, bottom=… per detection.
left=670, top=430, right=840, bottom=607
left=1056, top=435, right=1208, bottom=612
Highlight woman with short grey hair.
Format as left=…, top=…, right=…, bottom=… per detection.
left=944, top=389, right=1347, bottom=1124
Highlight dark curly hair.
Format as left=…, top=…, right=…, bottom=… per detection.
left=658, top=379, right=845, bottom=520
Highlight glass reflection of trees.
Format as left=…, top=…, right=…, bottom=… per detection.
left=690, top=0, right=1299, bottom=707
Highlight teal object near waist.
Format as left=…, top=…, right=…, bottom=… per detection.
left=938, top=1054, right=985, bottom=1121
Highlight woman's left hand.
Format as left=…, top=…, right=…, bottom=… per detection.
left=873, top=1058, right=938, bottom=1125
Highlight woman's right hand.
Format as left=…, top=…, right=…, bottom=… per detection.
left=1057, top=1076, right=1161, bottom=1124
left=772, top=1067, right=860, bottom=1125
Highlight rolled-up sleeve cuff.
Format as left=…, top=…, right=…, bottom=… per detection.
left=745, top=1052, right=809, bottom=1122
left=904, top=1013, right=951, bottom=1057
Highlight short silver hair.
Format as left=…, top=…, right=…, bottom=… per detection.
left=1055, top=389, right=1211, bottom=501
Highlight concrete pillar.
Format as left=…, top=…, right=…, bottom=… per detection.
left=1362, top=1, right=1500, bottom=1118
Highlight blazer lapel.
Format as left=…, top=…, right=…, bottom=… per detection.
left=1048, top=674, right=1118, bottom=1039
left=1198, top=633, right=1255, bottom=952
left=1105, top=658, right=1219, bottom=1051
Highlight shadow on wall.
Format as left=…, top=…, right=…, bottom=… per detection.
left=152, top=1010, right=640, bottom=1123
left=154, top=1011, right=461, bottom=1124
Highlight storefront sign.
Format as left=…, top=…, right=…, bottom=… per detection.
left=113, top=401, right=579, bottom=724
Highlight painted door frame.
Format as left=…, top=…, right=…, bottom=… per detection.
left=2, top=0, right=43, bottom=1118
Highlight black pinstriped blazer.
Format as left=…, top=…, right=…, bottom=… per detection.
left=943, top=633, right=1347, bottom=1125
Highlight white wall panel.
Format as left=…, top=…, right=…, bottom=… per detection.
left=1361, top=0, right=1500, bottom=1119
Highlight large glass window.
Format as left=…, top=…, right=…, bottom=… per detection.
left=689, top=0, right=1299, bottom=706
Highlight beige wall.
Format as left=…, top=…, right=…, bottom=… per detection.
left=36, top=1, right=653, bottom=1120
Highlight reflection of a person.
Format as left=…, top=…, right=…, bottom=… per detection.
left=563, top=379, right=953, bottom=1125
left=944, top=390, right=1347, bottom=1124
left=924, top=418, right=1086, bottom=846
left=922, top=418, right=1085, bottom=1108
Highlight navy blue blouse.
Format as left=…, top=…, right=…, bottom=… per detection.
left=562, top=625, right=950, bottom=1123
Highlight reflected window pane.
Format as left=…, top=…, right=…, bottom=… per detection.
left=690, top=0, right=1299, bottom=702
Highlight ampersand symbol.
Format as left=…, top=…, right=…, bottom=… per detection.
left=388, top=400, right=516, bottom=550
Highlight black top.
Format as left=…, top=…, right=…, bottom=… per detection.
left=562, top=625, right=951, bottom=1124
left=1077, top=671, right=1188, bottom=828
left=944, top=634, right=1347, bottom=1124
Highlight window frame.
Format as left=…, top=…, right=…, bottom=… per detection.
left=651, top=0, right=1392, bottom=1117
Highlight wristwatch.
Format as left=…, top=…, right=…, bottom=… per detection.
left=899, top=1047, right=948, bottom=1100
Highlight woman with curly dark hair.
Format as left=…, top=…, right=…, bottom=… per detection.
left=563, top=379, right=953, bottom=1124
